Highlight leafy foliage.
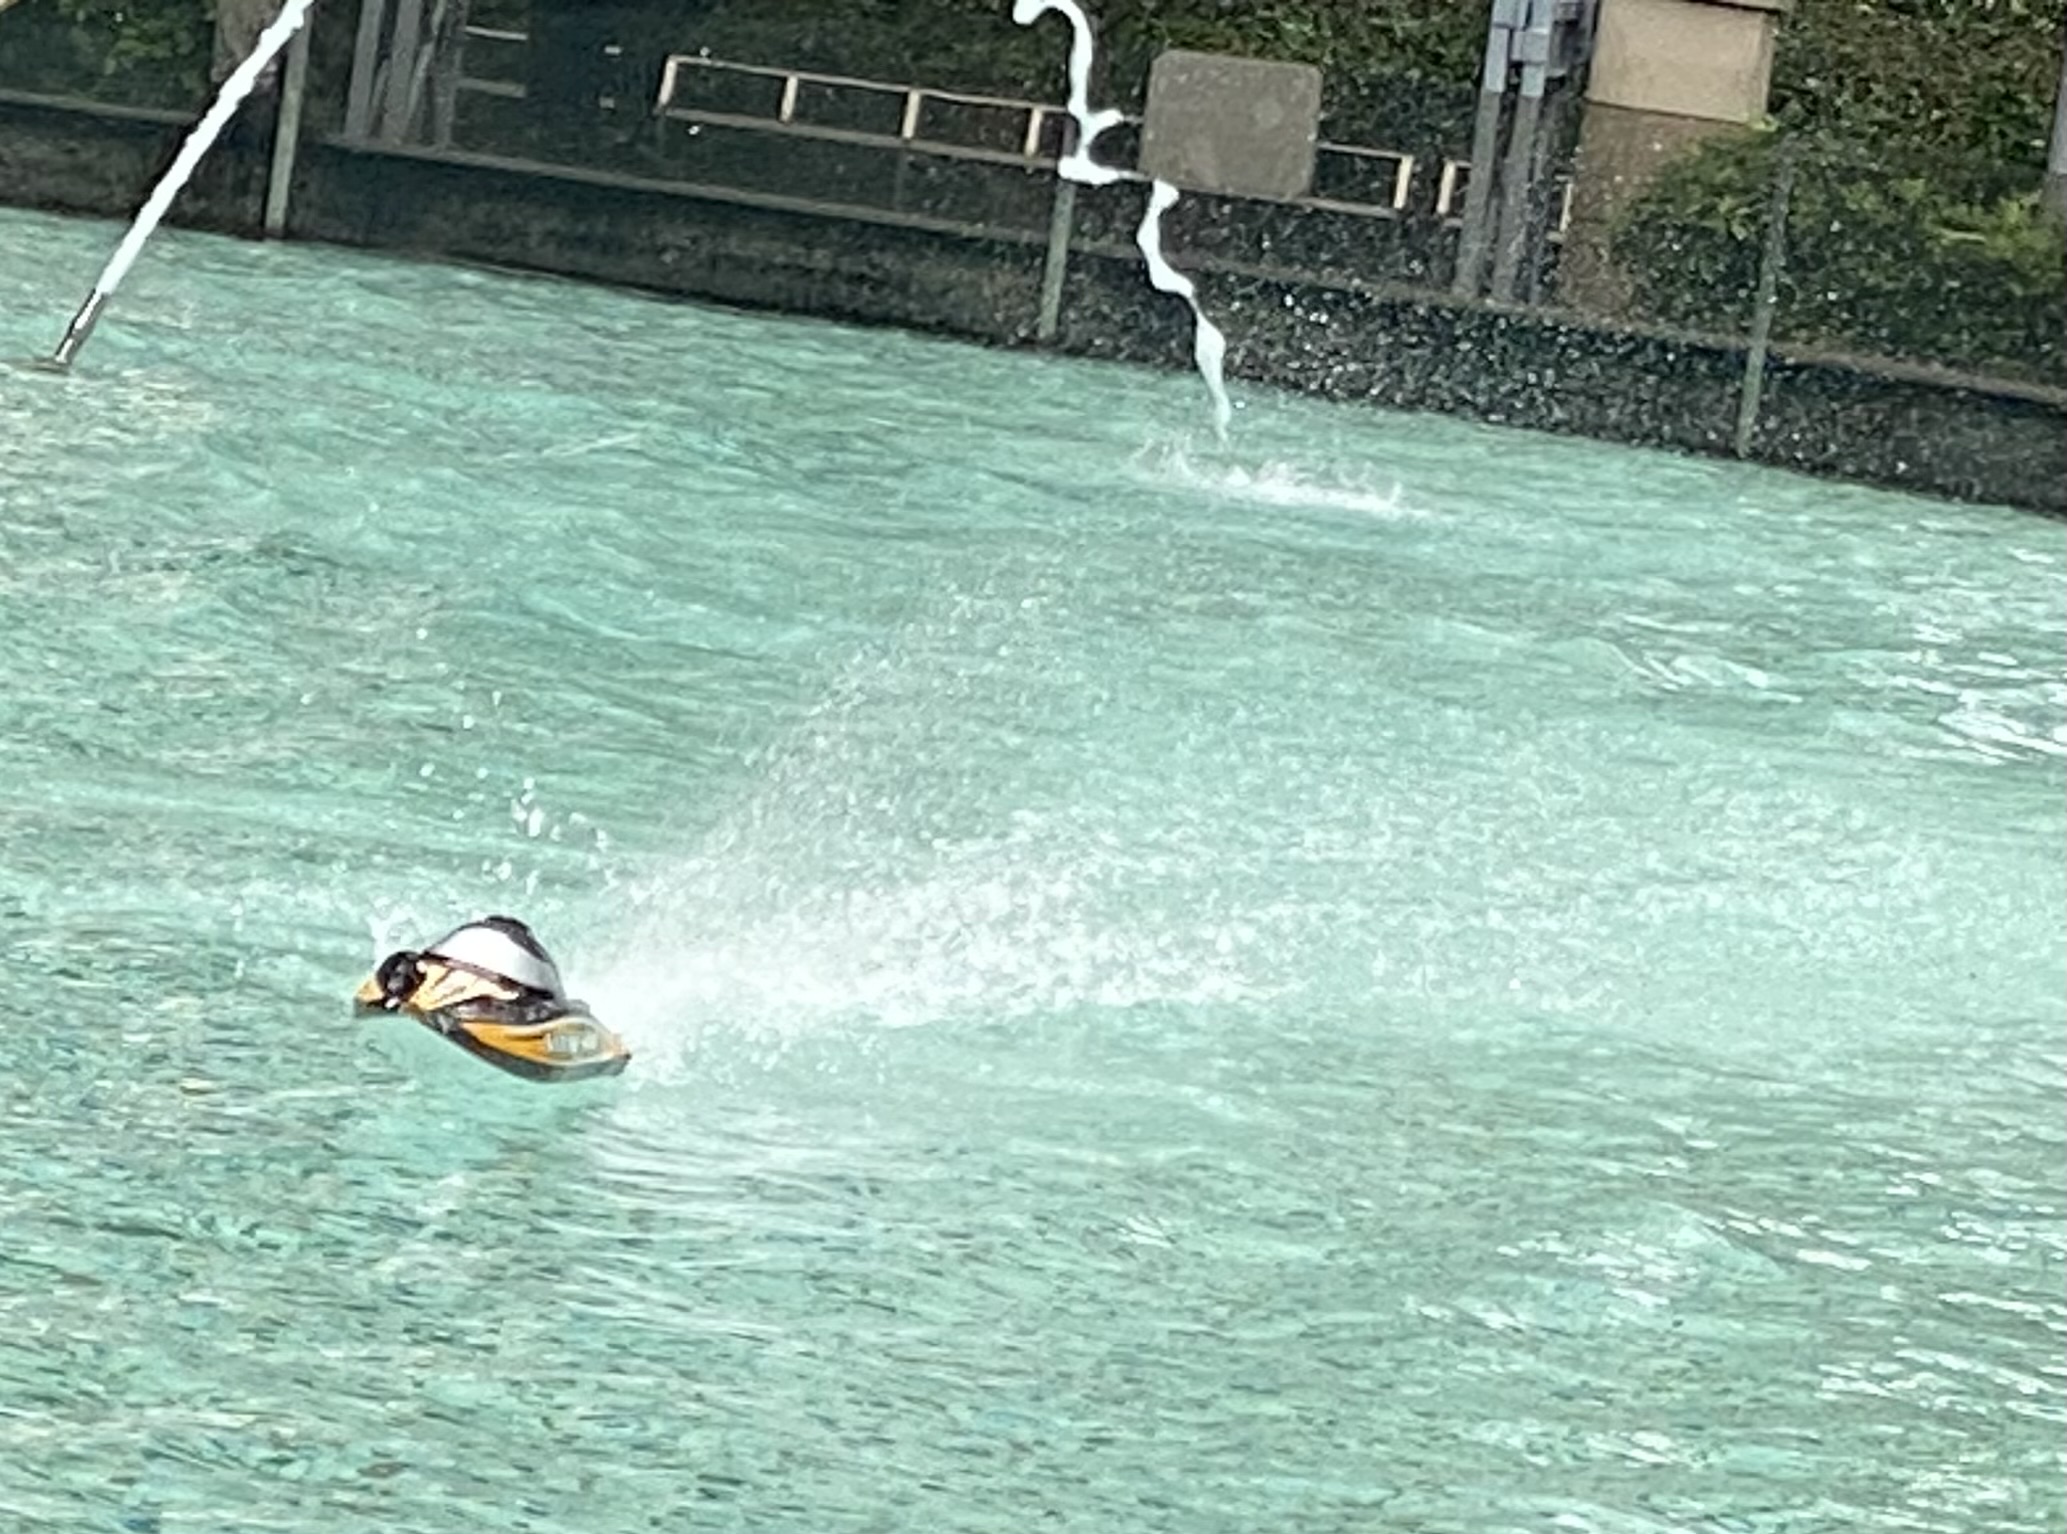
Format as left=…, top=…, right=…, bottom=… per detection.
left=1770, top=0, right=2060, bottom=166
left=1612, top=129, right=2066, bottom=381
left=1612, top=0, right=2063, bottom=378
left=10, top=0, right=2058, bottom=379
left=16, top=0, right=2058, bottom=165
left=50, top=0, right=213, bottom=101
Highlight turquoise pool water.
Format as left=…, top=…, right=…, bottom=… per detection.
left=1, top=205, right=2062, bottom=1532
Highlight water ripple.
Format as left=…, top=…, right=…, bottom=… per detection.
left=2, top=206, right=2062, bottom=1534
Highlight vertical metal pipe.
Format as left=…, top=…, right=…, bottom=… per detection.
left=344, top=0, right=388, bottom=141
left=1734, top=143, right=1798, bottom=459
left=1488, top=90, right=1542, bottom=300
left=1037, top=179, right=1079, bottom=342
left=404, top=0, right=449, bottom=143
left=49, top=289, right=112, bottom=370
left=263, top=22, right=313, bottom=235
left=1490, top=0, right=1556, bottom=301
left=379, top=0, right=425, bottom=142
left=1521, top=86, right=1571, bottom=305
left=1451, top=0, right=1519, bottom=297
left=429, top=0, right=470, bottom=148
left=1451, top=103, right=1506, bottom=296
left=2046, top=31, right=2067, bottom=216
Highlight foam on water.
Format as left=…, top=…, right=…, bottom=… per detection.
left=1137, top=441, right=1416, bottom=519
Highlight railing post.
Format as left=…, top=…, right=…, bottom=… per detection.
left=263, top=22, right=313, bottom=235
left=344, top=0, right=388, bottom=141
left=1036, top=178, right=1077, bottom=342
left=2047, top=33, right=2067, bottom=217
left=1489, top=0, right=1556, bottom=300
left=1453, top=0, right=1519, bottom=295
left=429, top=0, right=469, bottom=147
left=1734, top=141, right=1797, bottom=459
left=1391, top=154, right=1415, bottom=212
left=379, top=0, right=425, bottom=141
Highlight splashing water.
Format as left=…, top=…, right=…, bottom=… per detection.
left=48, top=0, right=315, bottom=366
left=3, top=207, right=2063, bottom=1534
left=1012, top=0, right=1127, bottom=185
left=1134, top=181, right=1232, bottom=436
left=573, top=585, right=1275, bottom=1079
left=1136, top=442, right=1415, bottom=520
left=1014, top=0, right=1235, bottom=438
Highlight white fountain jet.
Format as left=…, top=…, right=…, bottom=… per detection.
left=47, top=0, right=318, bottom=370
left=1013, top=0, right=1234, bottom=439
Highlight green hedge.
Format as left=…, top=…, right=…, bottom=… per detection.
left=53, top=0, right=212, bottom=86
left=1609, top=0, right=2062, bottom=381
left=8, top=0, right=2059, bottom=382
left=1771, top=0, right=2060, bottom=166
left=11, top=0, right=2057, bottom=163
left=1612, top=130, right=2065, bottom=382
left=0, top=0, right=213, bottom=107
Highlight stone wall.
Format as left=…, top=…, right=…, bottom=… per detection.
left=2, top=89, right=2060, bottom=518
left=0, top=89, right=270, bottom=232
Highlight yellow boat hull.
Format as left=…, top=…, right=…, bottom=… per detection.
left=354, top=958, right=630, bottom=1084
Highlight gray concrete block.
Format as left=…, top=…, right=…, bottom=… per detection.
left=1139, top=50, right=1322, bottom=201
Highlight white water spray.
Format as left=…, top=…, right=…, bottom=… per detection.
left=48, top=0, right=317, bottom=369
left=1013, top=0, right=1234, bottom=439
left=1134, top=179, right=1232, bottom=433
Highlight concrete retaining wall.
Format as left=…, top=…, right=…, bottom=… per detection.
left=3, top=88, right=2060, bottom=518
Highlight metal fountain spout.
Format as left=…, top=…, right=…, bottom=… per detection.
left=44, top=0, right=316, bottom=371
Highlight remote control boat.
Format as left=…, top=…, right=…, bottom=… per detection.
left=354, top=916, right=630, bottom=1084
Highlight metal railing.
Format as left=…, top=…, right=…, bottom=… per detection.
left=452, top=24, right=526, bottom=100
left=393, top=33, right=1580, bottom=281
left=648, top=52, right=1451, bottom=225
left=656, top=56, right=1066, bottom=166
left=342, top=8, right=1579, bottom=246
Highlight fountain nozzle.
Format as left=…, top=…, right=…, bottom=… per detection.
left=49, top=289, right=111, bottom=371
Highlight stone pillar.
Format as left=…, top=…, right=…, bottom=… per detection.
left=1558, top=0, right=1787, bottom=312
